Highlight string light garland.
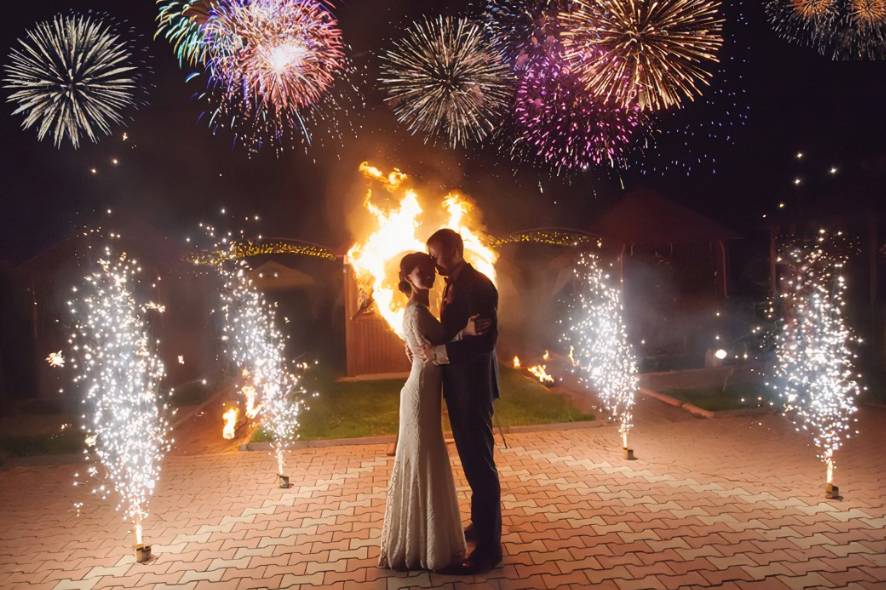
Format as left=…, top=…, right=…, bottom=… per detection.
left=560, top=0, right=724, bottom=112
left=561, top=252, right=638, bottom=456
left=3, top=11, right=150, bottom=149
left=62, top=243, right=173, bottom=557
left=490, top=229, right=601, bottom=249
left=771, top=229, right=862, bottom=497
left=190, top=239, right=337, bottom=266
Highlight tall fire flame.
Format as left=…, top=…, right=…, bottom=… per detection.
left=346, top=161, right=498, bottom=338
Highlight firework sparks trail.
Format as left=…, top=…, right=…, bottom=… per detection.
left=514, top=50, right=644, bottom=174
left=3, top=12, right=150, bottom=149
left=379, top=15, right=513, bottom=148
left=201, top=224, right=308, bottom=475
left=155, top=0, right=214, bottom=66
left=636, top=0, right=751, bottom=176
left=64, top=245, right=172, bottom=545
left=772, top=230, right=862, bottom=486
left=765, top=0, right=886, bottom=59
left=560, top=0, right=724, bottom=112
left=561, top=252, right=638, bottom=448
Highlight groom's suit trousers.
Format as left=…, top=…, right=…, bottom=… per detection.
left=437, top=263, right=502, bottom=557
left=443, top=353, right=502, bottom=556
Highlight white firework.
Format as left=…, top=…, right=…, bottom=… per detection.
left=66, top=245, right=172, bottom=545
left=203, top=225, right=306, bottom=476
left=773, top=229, right=861, bottom=485
left=562, top=252, right=638, bottom=448
left=379, top=15, right=513, bottom=148
left=3, top=12, right=148, bottom=149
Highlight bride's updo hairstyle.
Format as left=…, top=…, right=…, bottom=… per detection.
left=398, top=252, right=433, bottom=295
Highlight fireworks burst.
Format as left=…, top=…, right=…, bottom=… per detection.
left=199, top=0, right=361, bottom=155
left=765, top=0, right=886, bottom=59
left=64, top=245, right=172, bottom=545
left=514, top=51, right=644, bottom=174
left=3, top=12, right=150, bottom=149
left=772, top=230, right=862, bottom=487
left=637, top=0, right=751, bottom=176
left=481, top=0, right=565, bottom=69
left=155, top=0, right=214, bottom=67
left=379, top=15, right=513, bottom=148
left=561, top=252, right=638, bottom=449
left=201, top=224, right=308, bottom=476
left=560, top=0, right=724, bottom=112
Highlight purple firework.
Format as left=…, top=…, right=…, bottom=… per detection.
left=514, top=53, right=642, bottom=174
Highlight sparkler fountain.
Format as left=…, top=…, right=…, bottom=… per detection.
left=772, top=230, right=862, bottom=498
left=562, top=252, right=638, bottom=459
left=62, top=244, right=173, bottom=562
left=200, top=224, right=308, bottom=488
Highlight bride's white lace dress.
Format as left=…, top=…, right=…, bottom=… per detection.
left=378, top=300, right=466, bottom=571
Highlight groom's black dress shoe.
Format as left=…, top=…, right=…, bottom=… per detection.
left=440, top=549, right=502, bottom=574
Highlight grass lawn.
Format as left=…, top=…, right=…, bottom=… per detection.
left=664, top=384, right=774, bottom=412
left=0, top=429, right=83, bottom=457
left=0, top=413, right=83, bottom=458
left=252, top=367, right=594, bottom=442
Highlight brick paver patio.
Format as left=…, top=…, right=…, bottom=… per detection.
left=2, top=406, right=885, bottom=590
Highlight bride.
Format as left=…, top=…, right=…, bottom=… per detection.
left=379, top=252, right=489, bottom=572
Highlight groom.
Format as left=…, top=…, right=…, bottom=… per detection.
left=421, top=228, right=502, bottom=573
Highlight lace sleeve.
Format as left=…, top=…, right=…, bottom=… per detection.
left=414, top=305, right=447, bottom=345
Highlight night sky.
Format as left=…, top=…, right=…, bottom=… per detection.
left=2, top=0, right=886, bottom=265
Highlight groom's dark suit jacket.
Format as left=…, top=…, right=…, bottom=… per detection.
left=439, top=263, right=500, bottom=398
left=435, top=262, right=502, bottom=556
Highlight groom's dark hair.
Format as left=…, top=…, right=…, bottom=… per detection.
left=427, top=228, right=464, bottom=256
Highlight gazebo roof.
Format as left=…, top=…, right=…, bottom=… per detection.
left=592, top=190, right=740, bottom=246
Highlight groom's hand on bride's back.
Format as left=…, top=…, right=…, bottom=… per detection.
left=464, top=314, right=492, bottom=337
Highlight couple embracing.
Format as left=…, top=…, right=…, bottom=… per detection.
left=378, top=228, right=503, bottom=574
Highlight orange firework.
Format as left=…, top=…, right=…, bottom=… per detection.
left=560, top=0, right=724, bottom=112
left=850, top=0, right=886, bottom=24
left=791, top=0, right=834, bottom=17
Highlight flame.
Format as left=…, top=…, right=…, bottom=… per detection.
left=241, top=385, right=261, bottom=419
left=542, top=350, right=550, bottom=361
left=222, top=407, right=239, bottom=440
left=358, top=161, right=408, bottom=192
left=513, top=355, right=521, bottom=369
left=347, top=162, right=498, bottom=338
left=528, top=364, right=555, bottom=385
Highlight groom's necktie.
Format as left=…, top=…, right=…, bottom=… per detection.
left=442, top=277, right=454, bottom=309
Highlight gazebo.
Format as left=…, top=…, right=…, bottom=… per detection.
left=591, top=190, right=740, bottom=365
